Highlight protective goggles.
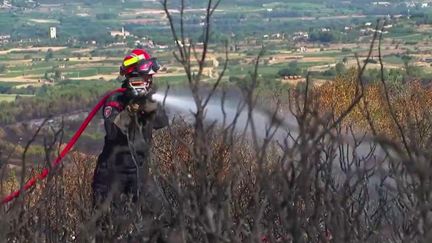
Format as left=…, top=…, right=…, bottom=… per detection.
left=123, top=57, right=160, bottom=76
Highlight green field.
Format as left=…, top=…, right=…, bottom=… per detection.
left=383, top=55, right=405, bottom=65
left=0, top=0, right=429, bottom=92
left=263, top=2, right=325, bottom=9
left=0, top=94, right=34, bottom=102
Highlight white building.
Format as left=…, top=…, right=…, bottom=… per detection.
left=292, top=31, right=309, bottom=41
left=49, top=27, right=57, bottom=39
left=0, top=34, right=10, bottom=40
left=298, top=46, right=307, bottom=53
left=405, top=2, right=416, bottom=8
left=372, top=2, right=391, bottom=6
left=109, top=27, right=130, bottom=38
left=1, top=0, right=11, bottom=8
left=157, top=45, right=169, bottom=49
left=0, top=34, right=10, bottom=44
left=271, top=33, right=282, bottom=39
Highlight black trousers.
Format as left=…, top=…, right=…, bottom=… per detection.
left=92, top=167, right=172, bottom=242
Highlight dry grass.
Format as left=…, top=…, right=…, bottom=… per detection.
left=2, top=75, right=432, bottom=242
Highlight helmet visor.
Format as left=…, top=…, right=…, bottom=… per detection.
left=136, top=59, right=157, bottom=75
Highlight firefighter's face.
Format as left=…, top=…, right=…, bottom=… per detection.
left=128, top=75, right=152, bottom=96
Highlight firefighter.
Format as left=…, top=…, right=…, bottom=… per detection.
left=92, top=49, right=169, bottom=206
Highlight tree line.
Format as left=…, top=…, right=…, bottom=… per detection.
left=0, top=80, right=117, bottom=125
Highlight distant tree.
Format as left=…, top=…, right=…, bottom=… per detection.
left=54, top=69, right=62, bottom=81
left=341, top=48, right=351, bottom=53
left=323, top=68, right=336, bottom=77
left=0, top=64, right=6, bottom=73
left=342, top=56, right=348, bottom=64
left=45, top=49, right=54, bottom=62
left=278, top=61, right=301, bottom=76
left=335, top=62, right=346, bottom=75
left=401, top=55, right=418, bottom=77
left=401, top=55, right=412, bottom=67
left=309, top=30, right=337, bottom=43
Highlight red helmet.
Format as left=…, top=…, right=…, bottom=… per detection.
left=120, top=49, right=159, bottom=77
left=120, top=49, right=161, bottom=96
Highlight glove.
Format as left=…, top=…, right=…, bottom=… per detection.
left=126, top=99, right=158, bottom=115
left=126, top=103, right=140, bottom=113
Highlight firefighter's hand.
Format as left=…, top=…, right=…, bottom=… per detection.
left=126, top=103, right=140, bottom=114
left=126, top=100, right=158, bottom=115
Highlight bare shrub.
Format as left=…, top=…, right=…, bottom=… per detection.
left=2, top=6, right=432, bottom=243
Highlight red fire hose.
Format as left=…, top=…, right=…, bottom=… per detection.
left=2, top=88, right=126, bottom=204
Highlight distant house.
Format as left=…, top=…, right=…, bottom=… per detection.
left=0, top=0, right=11, bottom=9
left=136, top=39, right=155, bottom=48
left=49, top=27, right=57, bottom=39
left=271, top=33, right=282, bottom=39
left=109, top=42, right=127, bottom=47
left=405, top=2, right=416, bottom=8
left=370, top=28, right=388, bottom=34
left=292, top=32, right=309, bottom=41
left=157, top=45, right=169, bottom=49
left=360, top=29, right=369, bottom=35
left=0, top=34, right=10, bottom=44
left=175, top=40, right=190, bottom=47
left=372, top=2, right=391, bottom=7
left=298, top=46, right=307, bottom=53
left=109, top=27, right=130, bottom=38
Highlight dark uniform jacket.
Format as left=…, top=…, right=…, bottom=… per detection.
left=92, top=91, right=168, bottom=203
